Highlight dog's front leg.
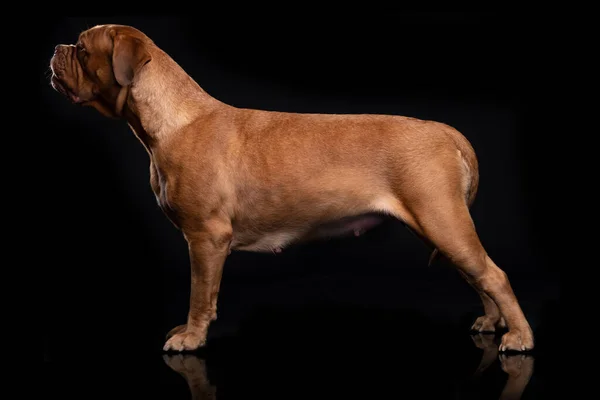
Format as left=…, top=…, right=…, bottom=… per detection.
left=163, top=219, right=232, bottom=352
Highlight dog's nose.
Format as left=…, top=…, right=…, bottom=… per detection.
left=54, top=44, right=68, bottom=55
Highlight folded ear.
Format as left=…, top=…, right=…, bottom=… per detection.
left=112, top=33, right=151, bottom=86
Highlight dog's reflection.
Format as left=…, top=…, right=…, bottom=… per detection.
left=163, top=335, right=534, bottom=400
left=471, top=333, right=535, bottom=400
left=163, top=355, right=216, bottom=400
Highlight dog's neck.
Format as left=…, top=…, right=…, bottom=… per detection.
left=124, top=49, right=223, bottom=146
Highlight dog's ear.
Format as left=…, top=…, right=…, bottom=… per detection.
left=111, top=32, right=151, bottom=87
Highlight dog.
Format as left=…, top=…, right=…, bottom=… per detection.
left=49, top=24, right=534, bottom=352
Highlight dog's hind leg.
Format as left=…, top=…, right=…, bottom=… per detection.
left=401, top=194, right=533, bottom=351
left=384, top=143, right=532, bottom=351
left=460, top=269, right=507, bottom=332
left=407, top=226, right=506, bottom=333
left=417, top=140, right=506, bottom=334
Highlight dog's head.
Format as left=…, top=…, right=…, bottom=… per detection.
left=49, top=24, right=152, bottom=117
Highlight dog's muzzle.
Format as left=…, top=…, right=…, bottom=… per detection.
left=50, top=45, right=84, bottom=104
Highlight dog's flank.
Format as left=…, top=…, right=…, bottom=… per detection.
left=50, top=24, right=534, bottom=353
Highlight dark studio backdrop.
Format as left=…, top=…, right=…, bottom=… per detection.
left=41, top=13, right=564, bottom=398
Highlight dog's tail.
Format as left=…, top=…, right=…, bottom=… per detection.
left=428, top=127, right=480, bottom=267
left=428, top=249, right=440, bottom=266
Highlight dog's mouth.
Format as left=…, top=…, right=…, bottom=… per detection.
left=51, top=75, right=84, bottom=104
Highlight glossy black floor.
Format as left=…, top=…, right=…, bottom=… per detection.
left=44, top=223, right=562, bottom=399
left=44, top=291, right=562, bottom=399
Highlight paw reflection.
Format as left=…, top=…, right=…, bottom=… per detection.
left=163, top=354, right=216, bottom=400
left=498, top=354, right=534, bottom=400
left=499, top=353, right=534, bottom=378
left=471, top=333, right=498, bottom=377
left=470, top=333, right=535, bottom=400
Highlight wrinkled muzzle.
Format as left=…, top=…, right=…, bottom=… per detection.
left=50, top=45, right=95, bottom=104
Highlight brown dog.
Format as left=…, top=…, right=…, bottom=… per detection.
left=49, top=24, right=534, bottom=352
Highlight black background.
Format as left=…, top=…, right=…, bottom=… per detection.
left=41, top=13, right=565, bottom=399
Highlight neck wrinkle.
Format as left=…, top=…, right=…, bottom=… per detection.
left=115, top=85, right=129, bottom=117
left=123, top=107, right=154, bottom=155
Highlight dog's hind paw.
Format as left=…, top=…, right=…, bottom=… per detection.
left=163, top=331, right=206, bottom=352
left=470, top=315, right=506, bottom=333
left=499, top=329, right=534, bottom=352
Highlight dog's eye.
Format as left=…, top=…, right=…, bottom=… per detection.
left=76, top=44, right=89, bottom=63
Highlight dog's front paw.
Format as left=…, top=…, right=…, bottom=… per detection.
left=499, top=329, right=534, bottom=352
left=471, top=315, right=506, bottom=333
left=163, top=331, right=206, bottom=352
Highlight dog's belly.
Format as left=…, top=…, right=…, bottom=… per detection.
left=231, top=231, right=299, bottom=253
left=306, top=212, right=385, bottom=239
left=230, top=212, right=387, bottom=253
